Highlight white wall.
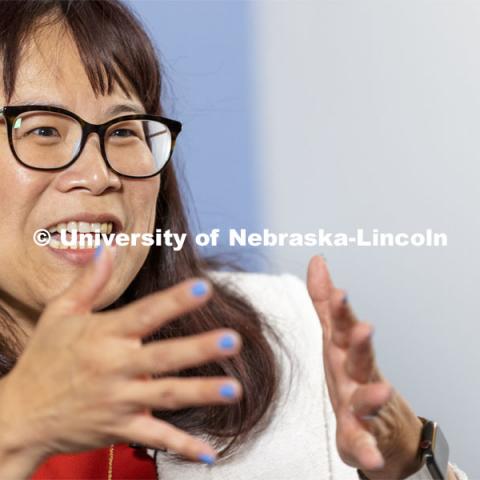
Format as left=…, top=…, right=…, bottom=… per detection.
left=255, top=1, right=480, bottom=475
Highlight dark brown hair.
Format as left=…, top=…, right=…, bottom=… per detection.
left=0, top=0, right=288, bottom=462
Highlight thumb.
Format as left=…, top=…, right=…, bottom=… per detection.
left=50, top=245, right=115, bottom=315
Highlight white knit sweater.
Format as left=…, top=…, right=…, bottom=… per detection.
left=147, top=271, right=467, bottom=480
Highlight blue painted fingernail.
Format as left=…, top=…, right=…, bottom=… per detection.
left=191, top=280, right=208, bottom=297
left=218, top=334, right=236, bottom=350
left=94, top=244, right=103, bottom=260
left=342, top=294, right=348, bottom=305
left=219, top=383, right=236, bottom=399
left=198, top=453, right=215, bottom=465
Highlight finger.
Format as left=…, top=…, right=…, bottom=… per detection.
left=306, top=256, right=340, bottom=406
left=350, top=383, right=392, bottom=419
left=306, top=255, right=335, bottom=339
left=124, top=376, right=243, bottom=410
left=48, top=245, right=114, bottom=315
left=337, top=411, right=385, bottom=471
left=345, top=323, right=377, bottom=383
left=119, top=415, right=218, bottom=464
left=127, top=329, right=242, bottom=376
left=330, top=289, right=358, bottom=349
left=107, top=277, right=213, bottom=338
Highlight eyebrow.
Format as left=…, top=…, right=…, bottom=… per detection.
left=10, top=100, right=146, bottom=117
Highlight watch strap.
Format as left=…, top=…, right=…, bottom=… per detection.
left=357, top=416, right=447, bottom=480
left=358, top=463, right=433, bottom=480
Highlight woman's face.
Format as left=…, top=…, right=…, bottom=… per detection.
left=0, top=24, right=160, bottom=318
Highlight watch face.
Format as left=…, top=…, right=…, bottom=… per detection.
left=427, top=424, right=450, bottom=480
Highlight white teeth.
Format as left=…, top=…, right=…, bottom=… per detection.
left=78, top=222, right=90, bottom=233
left=47, top=221, right=114, bottom=235
left=46, top=220, right=115, bottom=249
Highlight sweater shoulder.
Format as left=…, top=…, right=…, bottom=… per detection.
left=207, top=270, right=321, bottom=339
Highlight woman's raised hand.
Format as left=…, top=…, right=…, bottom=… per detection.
left=0, top=246, right=242, bottom=472
left=307, top=255, right=425, bottom=480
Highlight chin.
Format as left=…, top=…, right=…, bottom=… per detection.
left=93, top=286, right=128, bottom=312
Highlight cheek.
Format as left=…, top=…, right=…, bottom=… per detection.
left=125, top=177, right=160, bottom=230
left=0, top=153, right=49, bottom=240
left=0, top=154, right=54, bottom=309
left=99, top=181, right=159, bottom=309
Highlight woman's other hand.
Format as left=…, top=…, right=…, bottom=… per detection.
left=0, top=246, right=242, bottom=471
left=307, top=255, right=426, bottom=480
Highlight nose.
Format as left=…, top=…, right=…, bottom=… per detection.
left=53, top=132, right=122, bottom=195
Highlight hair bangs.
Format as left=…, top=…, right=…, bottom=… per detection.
left=0, top=0, right=161, bottom=114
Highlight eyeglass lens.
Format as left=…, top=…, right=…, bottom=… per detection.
left=11, top=111, right=172, bottom=177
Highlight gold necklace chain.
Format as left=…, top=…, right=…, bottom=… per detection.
left=107, top=444, right=115, bottom=480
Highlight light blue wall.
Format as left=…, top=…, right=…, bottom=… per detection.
left=125, top=0, right=263, bottom=269
left=255, top=1, right=479, bottom=475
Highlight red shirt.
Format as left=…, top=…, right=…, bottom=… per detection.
left=32, top=443, right=157, bottom=480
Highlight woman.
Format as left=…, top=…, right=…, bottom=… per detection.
left=0, top=1, right=468, bottom=479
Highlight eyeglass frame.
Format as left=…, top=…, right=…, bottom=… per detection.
left=0, top=104, right=182, bottom=179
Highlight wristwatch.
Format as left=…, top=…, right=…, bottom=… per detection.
left=358, top=417, right=450, bottom=480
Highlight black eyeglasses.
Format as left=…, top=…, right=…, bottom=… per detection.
left=0, top=105, right=182, bottom=179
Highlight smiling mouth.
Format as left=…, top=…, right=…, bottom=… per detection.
left=46, top=220, right=118, bottom=250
